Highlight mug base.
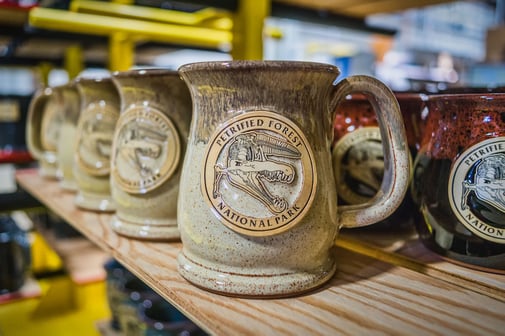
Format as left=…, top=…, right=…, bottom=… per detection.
left=75, top=191, right=116, bottom=212
left=59, top=179, right=78, bottom=192
left=38, top=165, right=58, bottom=180
left=110, top=215, right=180, bottom=241
left=177, top=250, right=336, bottom=298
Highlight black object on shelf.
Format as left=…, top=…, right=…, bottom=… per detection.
left=0, top=214, right=31, bottom=294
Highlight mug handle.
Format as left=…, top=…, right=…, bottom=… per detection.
left=332, top=75, right=411, bottom=228
left=26, top=87, right=53, bottom=161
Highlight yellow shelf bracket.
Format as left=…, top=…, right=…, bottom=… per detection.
left=109, top=32, right=134, bottom=71
left=232, top=0, right=270, bottom=60
left=64, top=44, right=84, bottom=79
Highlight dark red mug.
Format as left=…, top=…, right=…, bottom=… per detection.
left=412, top=92, right=505, bottom=272
left=332, top=91, right=427, bottom=230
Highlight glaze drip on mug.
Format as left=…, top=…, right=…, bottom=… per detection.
left=202, top=111, right=317, bottom=236
left=448, top=137, right=505, bottom=244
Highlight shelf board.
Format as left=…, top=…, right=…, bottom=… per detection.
left=275, top=0, right=456, bottom=18
left=16, top=168, right=505, bottom=336
left=339, top=228, right=505, bottom=301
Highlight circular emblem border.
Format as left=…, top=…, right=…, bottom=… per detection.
left=448, top=137, right=505, bottom=244
left=202, top=111, right=317, bottom=237
left=111, top=106, right=181, bottom=194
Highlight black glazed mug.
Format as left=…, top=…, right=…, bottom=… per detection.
left=412, top=92, right=505, bottom=272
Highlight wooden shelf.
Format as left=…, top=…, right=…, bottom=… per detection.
left=35, top=227, right=110, bottom=285
left=275, top=0, right=456, bottom=18
left=16, top=168, right=505, bottom=336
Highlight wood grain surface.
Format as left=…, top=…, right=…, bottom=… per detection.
left=17, top=169, right=505, bottom=336
left=339, top=228, right=505, bottom=301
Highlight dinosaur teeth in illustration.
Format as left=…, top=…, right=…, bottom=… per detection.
left=213, top=131, right=298, bottom=214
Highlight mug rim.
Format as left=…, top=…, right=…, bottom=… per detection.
left=112, top=67, right=178, bottom=78
left=427, top=92, right=505, bottom=100
left=177, top=60, right=341, bottom=75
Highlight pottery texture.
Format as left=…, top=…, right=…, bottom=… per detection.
left=177, top=61, right=410, bottom=297
left=110, top=69, right=192, bottom=240
left=74, top=77, right=119, bottom=212
left=26, top=86, right=64, bottom=178
left=56, top=83, right=81, bottom=191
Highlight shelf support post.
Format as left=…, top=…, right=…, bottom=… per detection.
left=109, top=32, right=134, bottom=71
left=231, top=0, right=270, bottom=60
left=64, top=44, right=84, bottom=79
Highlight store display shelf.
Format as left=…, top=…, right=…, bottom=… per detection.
left=16, top=168, right=505, bottom=336
left=339, top=229, right=505, bottom=301
left=34, top=225, right=110, bottom=285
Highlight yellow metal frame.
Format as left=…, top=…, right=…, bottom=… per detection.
left=232, top=0, right=269, bottom=60
left=69, top=0, right=233, bottom=30
left=28, top=0, right=270, bottom=78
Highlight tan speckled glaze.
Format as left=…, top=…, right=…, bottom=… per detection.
left=56, top=82, right=81, bottom=192
left=177, top=61, right=410, bottom=297
left=73, top=77, right=119, bottom=212
left=26, top=86, right=65, bottom=179
left=110, top=69, right=192, bottom=240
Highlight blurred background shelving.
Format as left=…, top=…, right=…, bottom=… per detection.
left=1, top=0, right=505, bottom=335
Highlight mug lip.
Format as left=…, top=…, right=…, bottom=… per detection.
left=427, top=92, right=505, bottom=100
left=112, top=67, right=178, bottom=78
left=75, top=75, right=113, bottom=85
left=177, top=60, right=341, bottom=75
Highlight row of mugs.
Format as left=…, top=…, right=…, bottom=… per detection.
left=26, top=60, right=504, bottom=297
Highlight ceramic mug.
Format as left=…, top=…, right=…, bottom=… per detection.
left=26, top=85, right=65, bottom=178
left=332, top=91, right=427, bottom=230
left=176, top=61, right=411, bottom=297
left=110, top=69, right=192, bottom=240
left=412, top=92, right=505, bottom=273
left=74, top=77, right=119, bottom=212
left=55, top=82, right=81, bottom=192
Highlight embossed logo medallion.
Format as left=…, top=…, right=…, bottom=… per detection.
left=332, top=127, right=384, bottom=204
left=448, top=137, right=505, bottom=244
left=112, top=106, right=180, bottom=194
left=75, top=104, right=119, bottom=176
left=203, top=111, right=316, bottom=237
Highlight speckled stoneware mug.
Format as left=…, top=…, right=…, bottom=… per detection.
left=26, top=85, right=65, bottom=179
left=176, top=60, right=411, bottom=297
left=55, top=82, right=81, bottom=192
left=110, top=69, right=191, bottom=240
left=73, top=77, right=119, bottom=212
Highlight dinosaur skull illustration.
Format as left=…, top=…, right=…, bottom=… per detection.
left=119, top=126, right=166, bottom=177
left=213, top=131, right=301, bottom=214
left=462, top=154, right=505, bottom=213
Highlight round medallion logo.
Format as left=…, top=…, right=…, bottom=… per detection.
left=448, top=137, right=505, bottom=244
left=332, top=127, right=385, bottom=204
left=202, top=111, right=316, bottom=237
left=111, top=106, right=180, bottom=194
left=76, top=104, right=119, bottom=176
